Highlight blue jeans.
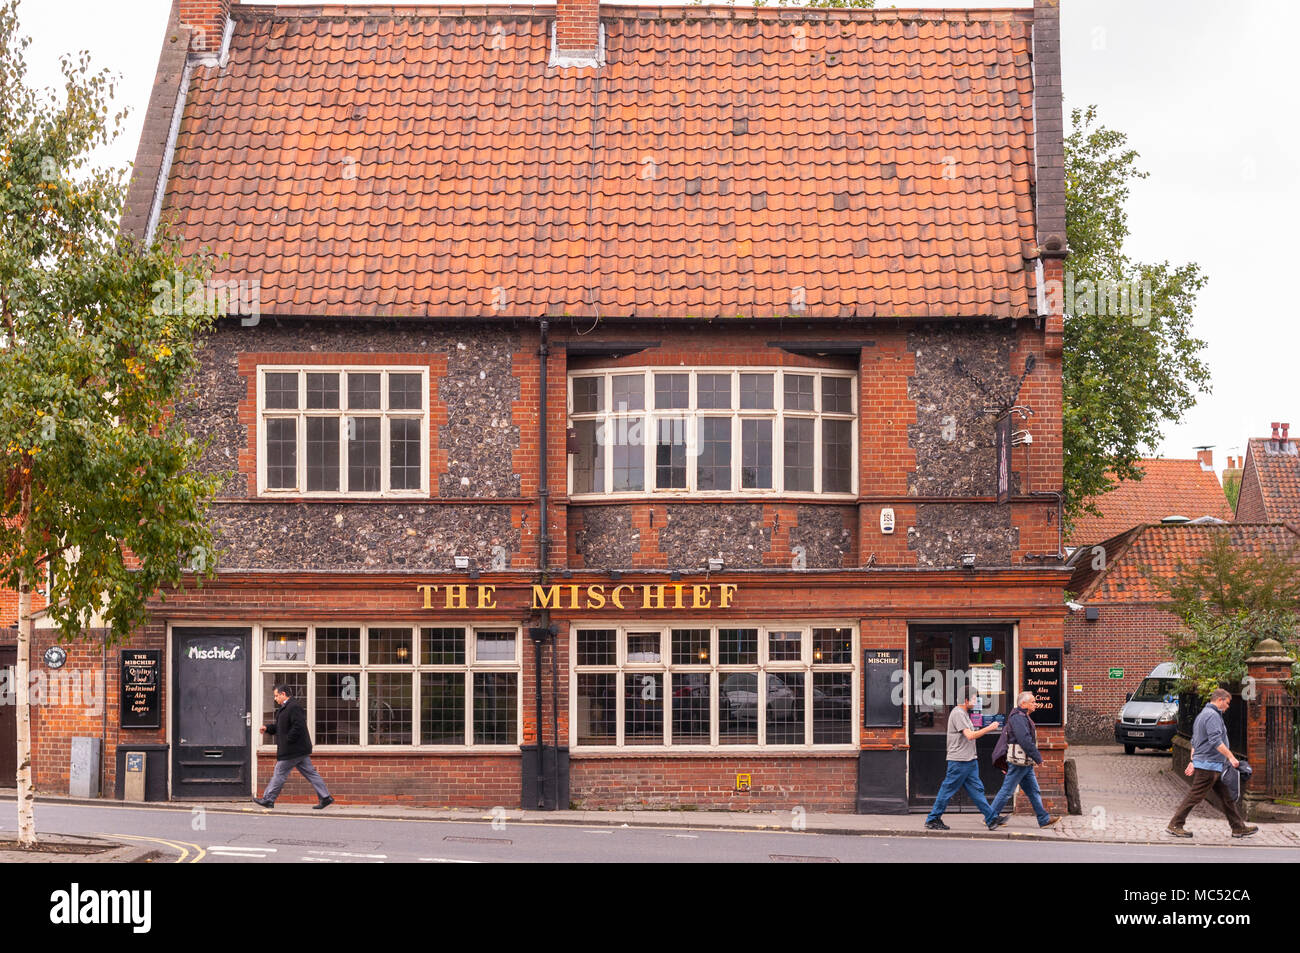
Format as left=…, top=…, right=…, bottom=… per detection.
left=261, top=755, right=331, bottom=803
left=987, top=764, right=1051, bottom=825
left=926, top=760, right=996, bottom=824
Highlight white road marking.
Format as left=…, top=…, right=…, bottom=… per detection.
left=668, top=834, right=699, bottom=839
left=208, top=850, right=275, bottom=858
left=418, top=857, right=481, bottom=863
left=209, top=846, right=277, bottom=853
left=583, top=830, right=613, bottom=835
left=301, top=856, right=343, bottom=862
left=305, top=849, right=387, bottom=859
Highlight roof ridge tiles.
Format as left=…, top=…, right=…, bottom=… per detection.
left=231, top=4, right=1034, bottom=24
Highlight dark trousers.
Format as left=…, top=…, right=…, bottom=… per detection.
left=261, top=755, right=330, bottom=803
left=1169, top=767, right=1247, bottom=831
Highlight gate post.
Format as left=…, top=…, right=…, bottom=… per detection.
left=1243, top=638, right=1296, bottom=815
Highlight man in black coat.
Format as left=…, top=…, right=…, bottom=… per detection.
left=253, top=684, right=334, bottom=809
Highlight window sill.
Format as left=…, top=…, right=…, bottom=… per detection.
left=568, top=747, right=861, bottom=758
left=257, top=746, right=522, bottom=756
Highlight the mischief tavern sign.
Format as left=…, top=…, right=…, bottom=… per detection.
left=416, top=582, right=739, bottom=612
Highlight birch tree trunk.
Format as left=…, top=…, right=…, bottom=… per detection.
left=16, top=563, right=36, bottom=847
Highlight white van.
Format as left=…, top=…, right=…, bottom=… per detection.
left=1114, top=663, right=1181, bottom=754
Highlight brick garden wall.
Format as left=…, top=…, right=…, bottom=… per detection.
left=1064, top=603, right=1181, bottom=744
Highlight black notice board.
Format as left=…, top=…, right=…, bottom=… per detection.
left=1022, top=648, right=1063, bottom=726
left=864, top=649, right=904, bottom=727
left=120, top=650, right=161, bottom=729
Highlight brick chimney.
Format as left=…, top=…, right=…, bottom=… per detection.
left=1032, top=0, right=1067, bottom=260
left=1195, top=447, right=1214, bottom=471
left=178, top=0, right=232, bottom=54
left=553, top=0, right=602, bottom=63
left=1271, top=421, right=1280, bottom=440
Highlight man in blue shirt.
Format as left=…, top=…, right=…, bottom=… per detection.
left=1166, top=689, right=1257, bottom=838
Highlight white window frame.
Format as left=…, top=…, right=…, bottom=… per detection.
left=256, top=365, right=430, bottom=498
left=256, top=623, right=522, bottom=750
left=566, top=367, right=858, bottom=500
left=569, top=622, right=858, bottom=750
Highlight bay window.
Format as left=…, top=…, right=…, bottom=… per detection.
left=572, top=624, right=856, bottom=748
left=568, top=368, right=856, bottom=498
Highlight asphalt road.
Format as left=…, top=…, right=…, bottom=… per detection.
left=4, top=802, right=1299, bottom=863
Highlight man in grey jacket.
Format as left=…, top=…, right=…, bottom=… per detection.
left=1166, top=689, right=1257, bottom=838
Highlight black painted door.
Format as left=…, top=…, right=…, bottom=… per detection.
left=907, top=624, right=1012, bottom=809
left=172, top=627, right=251, bottom=798
left=0, top=644, right=15, bottom=782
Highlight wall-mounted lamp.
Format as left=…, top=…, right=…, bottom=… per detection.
left=454, top=555, right=470, bottom=570
left=707, top=558, right=724, bottom=572
left=960, top=553, right=976, bottom=570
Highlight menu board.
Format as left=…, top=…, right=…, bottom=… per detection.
left=1023, top=648, right=1063, bottom=726
left=863, top=649, right=904, bottom=727
left=120, top=650, right=161, bottom=729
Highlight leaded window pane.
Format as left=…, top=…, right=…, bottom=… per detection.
left=368, top=673, right=413, bottom=745
left=473, top=672, right=517, bottom=744
left=655, top=418, right=687, bottom=489
left=421, top=627, right=466, bottom=666
left=315, top=672, right=361, bottom=745
left=576, top=673, right=616, bottom=745
left=348, top=416, right=380, bottom=492
left=813, top=672, right=853, bottom=744
left=697, top=373, right=732, bottom=409
left=654, top=373, right=689, bottom=410
left=784, top=373, right=814, bottom=411
left=266, top=418, right=297, bottom=488
left=390, top=418, right=421, bottom=490
left=740, top=373, right=774, bottom=410
left=624, top=673, right=663, bottom=745
left=306, top=417, right=340, bottom=491
left=741, top=418, right=773, bottom=489
left=766, top=672, right=805, bottom=744
left=697, top=417, right=731, bottom=491
left=783, top=418, right=814, bottom=492
left=822, top=419, right=853, bottom=493
left=572, top=376, right=603, bottom=413
left=347, top=372, right=381, bottom=410
left=420, top=672, right=465, bottom=744
left=265, top=372, right=298, bottom=409
left=572, top=420, right=603, bottom=493
left=388, top=373, right=423, bottom=410
left=306, top=372, right=340, bottom=409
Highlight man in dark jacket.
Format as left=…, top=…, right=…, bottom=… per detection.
left=253, top=684, right=334, bottom=809
left=1166, top=689, right=1257, bottom=838
left=985, top=692, right=1059, bottom=830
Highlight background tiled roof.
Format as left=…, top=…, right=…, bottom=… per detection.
left=1068, top=459, right=1233, bottom=548
left=1068, top=523, right=1300, bottom=604
left=1239, top=437, right=1300, bottom=522
left=160, top=6, right=1040, bottom=320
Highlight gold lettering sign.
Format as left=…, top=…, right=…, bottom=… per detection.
left=414, top=582, right=739, bottom=612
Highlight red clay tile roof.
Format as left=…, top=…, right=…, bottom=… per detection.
left=1068, top=523, right=1300, bottom=604
left=1236, top=437, right=1300, bottom=522
left=1068, top=459, right=1234, bottom=548
left=158, top=5, right=1041, bottom=320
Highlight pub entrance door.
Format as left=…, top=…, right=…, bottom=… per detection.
left=907, top=624, right=1013, bottom=810
left=172, top=627, right=252, bottom=798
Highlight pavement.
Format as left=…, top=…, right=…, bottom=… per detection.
left=2, top=745, right=1298, bottom=857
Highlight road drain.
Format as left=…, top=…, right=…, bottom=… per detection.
left=769, top=854, right=839, bottom=863
left=444, top=835, right=512, bottom=846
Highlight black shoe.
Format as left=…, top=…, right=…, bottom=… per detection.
left=924, top=819, right=950, bottom=831
left=313, top=795, right=334, bottom=810
left=252, top=797, right=274, bottom=808
left=987, top=815, right=1010, bottom=831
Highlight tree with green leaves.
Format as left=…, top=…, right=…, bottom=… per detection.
left=1154, top=533, right=1300, bottom=696
left=0, top=0, right=219, bottom=848
left=1062, top=106, right=1211, bottom=524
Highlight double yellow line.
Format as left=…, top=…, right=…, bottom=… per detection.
left=95, top=831, right=206, bottom=864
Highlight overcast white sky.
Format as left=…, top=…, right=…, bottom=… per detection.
left=14, top=1, right=1300, bottom=474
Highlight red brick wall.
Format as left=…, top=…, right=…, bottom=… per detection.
left=258, top=752, right=521, bottom=807
left=1064, top=603, right=1181, bottom=743
left=571, top=754, right=858, bottom=811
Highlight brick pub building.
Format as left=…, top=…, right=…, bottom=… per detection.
left=11, top=0, right=1072, bottom=814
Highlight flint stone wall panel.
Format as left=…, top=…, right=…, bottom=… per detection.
left=438, top=338, right=521, bottom=498
left=656, top=505, right=771, bottom=569
left=180, top=322, right=522, bottom=500
left=209, top=503, right=519, bottom=571
left=907, top=503, right=1018, bottom=568
left=790, top=506, right=853, bottom=569
left=907, top=325, right=1022, bottom=497
left=575, top=506, right=641, bottom=567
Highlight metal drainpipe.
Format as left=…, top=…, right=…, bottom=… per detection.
left=535, top=319, right=551, bottom=808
